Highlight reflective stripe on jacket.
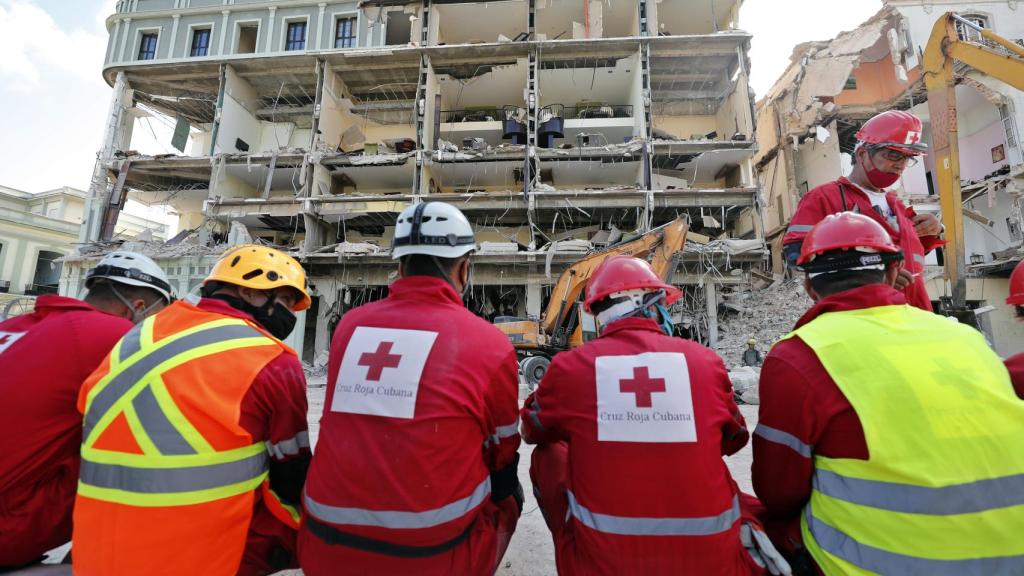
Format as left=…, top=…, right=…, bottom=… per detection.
left=788, top=304, right=1024, bottom=575
left=72, top=300, right=291, bottom=576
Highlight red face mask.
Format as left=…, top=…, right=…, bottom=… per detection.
left=860, top=151, right=901, bottom=189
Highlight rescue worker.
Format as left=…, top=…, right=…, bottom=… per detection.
left=743, top=337, right=762, bottom=367
left=1004, top=259, right=1024, bottom=398
left=0, top=251, right=171, bottom=569
left=782, top=110, right=944, bottom=311
left=753, top=212, right=1024, bottom=574
left=523, top=255, right=789, bottom=575
left=299, top=202, right=522, bottom=575
left=71, top=245, right=313, bottom=576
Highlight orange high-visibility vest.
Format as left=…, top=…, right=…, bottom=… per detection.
left=72, top=299, right=294, bottom=576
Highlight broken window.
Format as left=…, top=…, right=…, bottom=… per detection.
left=335, top=17, right=356, bottom=48
left=955, top=14, right=989, bottom=43
left=843, top=75, right=857, bottom=90
left=30, top=251, right=62, bottom=295
left=190, top=28, right=210, bottom=57
left=385, top=12, right=411, bottom=46
left=286, top=21, right=307, bottom=51
left=138, top=33, right=158, bottom=60
left=999, top=104, right=1019, bottom=150
left=1007, top=217, right=1022, bottom=243
left=237, top=24, right=258, bottom=54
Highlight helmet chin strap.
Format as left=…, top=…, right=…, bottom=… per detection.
left=110, top=284, right=161, bottom=324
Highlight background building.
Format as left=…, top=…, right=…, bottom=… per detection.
left=754, top=1, right=1024, bottom=355
left=66, top=0, right=767, bottom=364
left=1, top=185, right=166, bottom=296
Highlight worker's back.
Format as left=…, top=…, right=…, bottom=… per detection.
left=0, top=295, right=132, bottom=567
left=300, top=275, right=521, bottom=576
left=523, top=316, right=761, bottom=575
left=791, top=303, right=1024, bottom=574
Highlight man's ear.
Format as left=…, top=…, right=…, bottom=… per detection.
left=884, top=262, right=901, bottom=287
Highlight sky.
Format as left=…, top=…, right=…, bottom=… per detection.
left=0, top=0, right=882, bottom=217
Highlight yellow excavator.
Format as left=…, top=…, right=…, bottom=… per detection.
left=495, top=217, right=689, bottom=387
left=923, top=12, right=1024, bottom=322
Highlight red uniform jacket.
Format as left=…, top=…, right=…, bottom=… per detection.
left=782, top=177, right=943, bottom=311
left=0, top=296, right=133, bottom=567
left=1005, top=353, right=1024, bottom=400
left=521, top=317, right=759, bottom=575
left=752, top=286, right=903, bottom=525
left=300, top=276, right=521, bottom=575
left=193, top=299, right=313, bottom=576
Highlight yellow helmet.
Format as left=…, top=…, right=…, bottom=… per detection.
left=205, top=245, right=311, bottom=311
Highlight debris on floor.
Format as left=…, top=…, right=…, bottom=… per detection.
left=715, top=279, right=813, bottom=369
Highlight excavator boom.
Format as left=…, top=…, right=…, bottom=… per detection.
left=923, top=13, right=1024, bottom=310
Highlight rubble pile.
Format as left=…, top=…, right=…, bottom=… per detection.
left=714, top=279, right=813, bottom=369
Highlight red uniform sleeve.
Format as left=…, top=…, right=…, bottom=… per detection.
left=483, top=348, right=522, bottom=472
left=240, top=352, right=310, bottom=462
left=781, top=187, right=833, bottom=247
left=752, top=347, right=817, bottom=519
left=707, top=350, right=748, bottom=456
left=1005, top=354, right=1024, bottom=400
left=520, top=355, right=570, bottom=445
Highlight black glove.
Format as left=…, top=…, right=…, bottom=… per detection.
left=489, top=452, right=522, bottom=511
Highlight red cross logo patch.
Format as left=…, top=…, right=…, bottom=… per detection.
left=332, top=326, right=438, bottom=419
left=595, top=353, right=697, bottom=443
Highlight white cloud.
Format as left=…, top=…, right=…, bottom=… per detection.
left=0, top=0, right=108, bottom=89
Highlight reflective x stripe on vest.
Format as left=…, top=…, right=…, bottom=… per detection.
left=79, top=316, right=275, bottom=507
left=786, top=305, right=1024, bottom=575
left=567, top=492, right=740, bottom=537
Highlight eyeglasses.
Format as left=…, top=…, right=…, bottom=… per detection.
left=874, top=148, right=920, bottom=167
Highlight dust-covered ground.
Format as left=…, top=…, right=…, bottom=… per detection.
left=301, top=380, right=758, bottom=576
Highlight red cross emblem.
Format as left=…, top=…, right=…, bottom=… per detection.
left=905, top=131, right=921, bottom=145
left=359, top=341, right=402, bottom=381
left=619, top=366, right=666, bottom=408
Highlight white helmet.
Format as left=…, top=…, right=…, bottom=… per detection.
left=86, top=251, right=173, bottom=303
left=391, top=202, right=476, bottom=260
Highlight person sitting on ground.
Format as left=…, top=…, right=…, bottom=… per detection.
left=72, top=245, right=312, bottom=576
left=0, top=251, right=171, bottom=569
left=299, top=202, right=522, bottom=576
left=753, top=212, right=1024, bottom=575
left=523, top=255, right=790, bottom=576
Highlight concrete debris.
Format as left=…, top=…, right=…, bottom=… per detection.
left=714, top=279, right=813, bottom=369
left=227, top=221, right=252, bottom=245
left=349, top=151, right=415, bottom=165
left=728, top=366, right=761, bottom=404
left=336, top=242, right=382, bottom=255
left=479, top=241, right=519, bottom=254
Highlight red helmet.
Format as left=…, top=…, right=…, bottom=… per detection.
left=798, top=212, right=901, bottom=266
left=1007, top=260, right=1024, bottom=306
left=584, top=256, right=682, bottom=313
left=855, top=110, right=928, bottom=155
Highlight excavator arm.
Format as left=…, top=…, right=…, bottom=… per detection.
left=539, top=217, right=690, bottom=342
left=923, top=12, right=1024, bottom=310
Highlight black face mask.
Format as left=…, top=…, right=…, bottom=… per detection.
left=210, top=294, right=297, bottom=340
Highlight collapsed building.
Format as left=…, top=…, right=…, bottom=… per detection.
left=754, top=1, right=1024, bottom=355
left=64, top=0, right=768, bottom=363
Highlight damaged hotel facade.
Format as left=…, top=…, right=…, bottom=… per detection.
left=755, top=0, right=1024, bottom=354
left=64, top=0, right=765, bottom=363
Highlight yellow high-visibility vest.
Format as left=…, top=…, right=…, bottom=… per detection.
left=787, top=304, right=1024, bottom=575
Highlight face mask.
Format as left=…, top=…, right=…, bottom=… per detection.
left=861, top=152, right=901, bottom=189
left=210, top=294, right=297, bottom=340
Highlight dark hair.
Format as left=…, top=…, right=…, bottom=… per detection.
left=85, top=280, right=164, bottom=306
left=400, top=254, right=465, bottom=279
left=809, top=269, right=887, bottom=298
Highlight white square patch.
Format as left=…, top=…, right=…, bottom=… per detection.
left=331, top=326, right=438, bottom=419
left=0, top=331, right=26, bottom=355
left=595, top=352, right=697, bottom=443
